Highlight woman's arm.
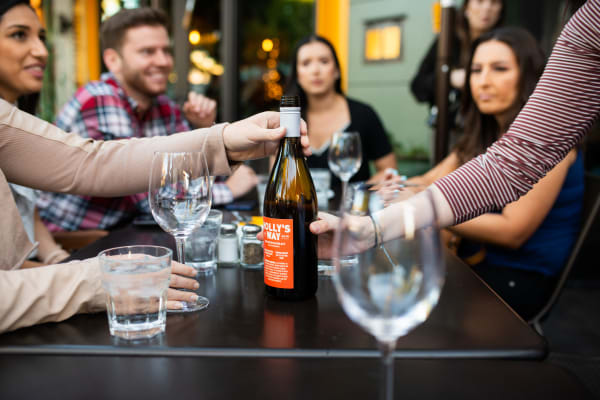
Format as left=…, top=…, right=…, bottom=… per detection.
left=369, top=153, right=398, bottom=182
left=433, top=0, right=600, bottom=225
left=448, top=150, right=577, bottom=248
left=0, top=104, right=309, bottom=197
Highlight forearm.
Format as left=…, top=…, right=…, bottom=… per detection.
left=448, top=214, right=521, bottom=249
left=0, top=102, right=233, bottom=196
left=434, top=0, right=600, bottom=223
left=377, top=185, right=455, bottom=241
left=0, top=259, right=105, bottom=333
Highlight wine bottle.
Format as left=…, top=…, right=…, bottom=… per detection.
left=263, top=95, right=318, bottom=300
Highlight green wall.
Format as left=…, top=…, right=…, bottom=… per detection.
left=347, top=0, right=437, bottom=165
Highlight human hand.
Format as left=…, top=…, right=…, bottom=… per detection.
left=367, top=167, right=398, bottom=185
left=183, top=92, right=217, bottom=128
left=309, top=212, right=374, bottom=259
left=222, top=111, right=310, bottom=161
left=225, top=164, right=259, bottom=198
left=166, top=261, right=200, bottom=310
left=257, top=212, right=373, bottom=259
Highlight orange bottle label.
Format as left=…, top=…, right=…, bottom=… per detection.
left=263, top=217, right=294, bottom=289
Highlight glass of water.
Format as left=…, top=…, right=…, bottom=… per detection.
left=99, top=245, right=172, bottom=340
left=328, top=131, right=362, bottom=207
left=184, top=209, right=223, bottom=275
left=332, top=188, right=445, bottom=400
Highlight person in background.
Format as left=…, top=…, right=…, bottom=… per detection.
left=306, top=1, right=598, bottom=311
left=37, top=7, right=258, bottom=233
left=411, top=0, right=504, bottom=136
left=0, top=0, right=69, bottom=266
left=285, top=35, right=397, bottom=197
left=388, top=28, right=583, bottom=319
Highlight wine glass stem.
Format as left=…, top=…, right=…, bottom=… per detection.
left=175, top=237, right=186, bottom=264
left=379, top=340, right=396, bottom=400
left=341, top=179, right=348, bottom=211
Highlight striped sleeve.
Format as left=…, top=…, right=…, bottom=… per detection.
left=434, top=0, right=600, bottom=223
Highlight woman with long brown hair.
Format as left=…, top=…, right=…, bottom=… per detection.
left=411, top=0, right=505, bottom=131
left=401, top=27, right=583, bottom=319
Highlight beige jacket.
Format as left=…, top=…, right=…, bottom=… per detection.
left=0, top=99, right=233, bottom=332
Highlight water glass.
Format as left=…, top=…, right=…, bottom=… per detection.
left=310, top=168, right=332, bottom=211
left=185, top=209, right=223, bottom=275
left=99, top=245, right=172, bottom=340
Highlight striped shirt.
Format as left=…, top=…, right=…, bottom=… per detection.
left=434, top=0, right=600, bottom=223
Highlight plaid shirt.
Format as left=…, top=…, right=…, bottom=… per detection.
left=37, top=73, right=232, bottom=232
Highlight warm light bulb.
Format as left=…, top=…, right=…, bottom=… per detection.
left=262, top=38, right=274, bottom=52
left=189, top=30, right=201, bottom=45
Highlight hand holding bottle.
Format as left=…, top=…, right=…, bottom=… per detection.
left=222, top=111, right=310, bottom=162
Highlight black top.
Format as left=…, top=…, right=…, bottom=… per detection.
left=306, top=97, right=393, bottom=195
left=410, top=35, right=462, bottom=107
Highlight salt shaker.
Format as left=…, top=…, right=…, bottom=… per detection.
left=218, top=223, right=239, bottom=265
left=241, top=224, right=263, bottom=269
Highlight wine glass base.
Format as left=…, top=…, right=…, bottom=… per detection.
left=168, top=296, right=210, bottom=313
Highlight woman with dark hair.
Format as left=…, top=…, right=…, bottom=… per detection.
left=285, top=35, right=396, bottom=196
left=411, top=0, right=505, bottom=130
left=386, top=27, right=583, bottom=319
left=0, top=0, right=70, bottom=266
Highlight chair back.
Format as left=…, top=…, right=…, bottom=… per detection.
left=528, top=172, right=600, bottom=333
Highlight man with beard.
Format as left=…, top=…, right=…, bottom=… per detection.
left=38, top=7, right=257, bottom=232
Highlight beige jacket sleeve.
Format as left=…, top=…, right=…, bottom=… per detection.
left=0, top=99, right=234, bottom=333
left=0, top=259, right=105, bottom=333
left=0, top=98, right=233, bottom=195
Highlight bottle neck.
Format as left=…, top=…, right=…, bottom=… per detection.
left=280, top=107, right=301, bottom=138
left=277, top=137, right=303, bottom=158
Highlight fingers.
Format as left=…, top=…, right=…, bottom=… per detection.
left=300, top=135, right=312, bottom=156
left=171, top=261, right=197, bottom=277
left=169, top=272, right=199, bottom=290
left=167, top=288, right=200, bottom=310
left=256, top=230, right=264, bottom=241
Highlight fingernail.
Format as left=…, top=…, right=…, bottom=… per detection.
left=193, top=282, right=200, bottom=289
left=190, top=294, right=199, bottom=302
left=172, top=302, right=183, bottom=309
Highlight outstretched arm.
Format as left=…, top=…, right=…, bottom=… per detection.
left=434, top=0, right=600, bottom=224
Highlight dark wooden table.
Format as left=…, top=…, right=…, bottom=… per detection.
left=0, top=224, right=546, bottom=359
left=0, top=355, right=592, bottom=399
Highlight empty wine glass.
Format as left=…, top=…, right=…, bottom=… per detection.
left=332, top=187, right=445, bottom=400
left=149, top=151, right=212, bottom=312
left=328, top=131, right=362, bottom=206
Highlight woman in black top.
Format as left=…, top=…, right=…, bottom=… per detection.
left=286, top=35, right=396, bottom=197
left=411, top=0, right=505, bottom=128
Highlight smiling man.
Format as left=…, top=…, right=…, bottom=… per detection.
left=38, top=7, right=258, bottom=232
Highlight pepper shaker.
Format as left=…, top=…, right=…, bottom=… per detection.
left=241, top=224, right=263, bottom=269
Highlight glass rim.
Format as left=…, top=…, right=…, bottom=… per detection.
left=98, top=245, right=173, bottom=260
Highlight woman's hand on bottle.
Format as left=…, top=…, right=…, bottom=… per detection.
left=166, top=261, right=200, bottom=310
left=222, top=111, right=310, bottom=161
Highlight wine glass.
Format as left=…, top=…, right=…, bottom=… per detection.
left=149, top=151, right=212, bottom=312
left=332, top=186, right=445, bottom=400
left=328, top=131, right=362, bottom=207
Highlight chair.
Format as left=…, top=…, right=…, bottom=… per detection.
left=52, top=229, right=109, bottom=253
left=528, top=172, right=600, bottom=335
